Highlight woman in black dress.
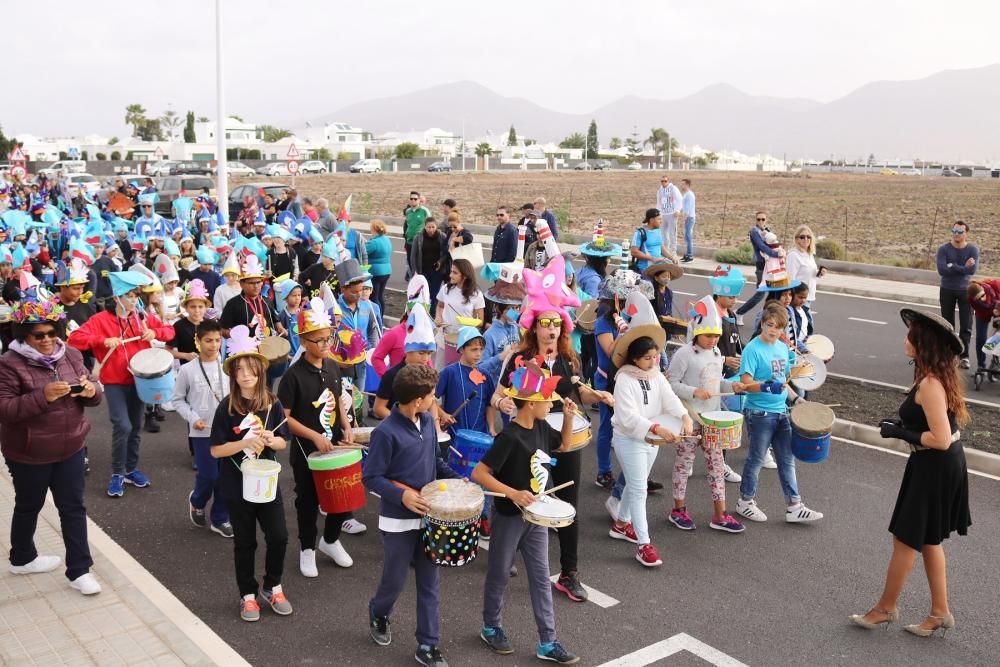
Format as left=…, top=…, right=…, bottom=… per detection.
left=850, top=308, right=971, bottom=636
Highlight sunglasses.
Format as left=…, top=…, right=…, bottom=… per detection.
left=537, top=318, right=562, bottom=329
left=30, top=330, right=59, bottom=340
left=797, top=235, right=812, bottom=240
left=660, top=180, right=668, bottom=183
left=951, top=229, right=966, bottom=234
left=409, top=197, right=418, bottom=201
left=303, top=335, right=334, bottom=346
left=757, top=218, right=767, bottom=222
left=495, top=213, right=506, bottom=217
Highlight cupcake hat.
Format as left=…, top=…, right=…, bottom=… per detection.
left=519, top=254, right=581, bottom=333
left=223, top=325, right=268, bottom=374
left=181, top=279, right=211, bottom=307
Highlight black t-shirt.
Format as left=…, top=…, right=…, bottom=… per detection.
left=63, top=300, right=96, bottom=328
left=209, top=400, right=289, bottom=502
left=299, top=262, right=333, bottom=296
left=168, top=317, right=199, bottom=361
left=480, top=419, right=561, bottom=516
left=268, top=249, right=295, bottom=279
left=419, top=232, right=442, bottom=275
left=276, top=356, right=344, bottom=461
left=375, top=361, right=406, bottom=410
left=298, top=247, right=322, bottom=273
left=717, top=306, right=744, bottom=363
left=220, top=294, right=279, bottom=336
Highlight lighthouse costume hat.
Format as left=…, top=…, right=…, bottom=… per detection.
left=54, top=257, right=89, bottom=287
left=181, top=279, right=212, bottom=308
left=579, top=218, right=622, bottom=257
left=404, top=303, right=436, bottom=353
left=297, top=297, right=334, bottom=336
left=223, top=325, right=268, bottom=374
left=502, top=356, right=562, bottom=402
left=709, top=264, right=746, bottom=296
left=611, top=291, right=667, bottom=368
left=519, top=254, right=581, bottom=333
left=688, top=295, right=724, bottom=339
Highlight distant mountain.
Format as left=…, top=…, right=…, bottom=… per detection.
left=303, top=65, right=1000, bottom=161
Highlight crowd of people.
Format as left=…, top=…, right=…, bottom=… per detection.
left=0, top=171, right=972, bottom=665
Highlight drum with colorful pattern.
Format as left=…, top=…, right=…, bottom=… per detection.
left=421, top=479, right=484, bottom=567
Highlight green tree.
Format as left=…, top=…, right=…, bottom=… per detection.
left=183, top=111, right=196, bottom=143
left=257, top=125, right=292, bottom=142
left=559, top=133, right=586, bottom=149
left=586, top=119, right=599, bottom=159
left=625, top=128, right=643, bottom=163
left=0, top=125, right=17, bottom=159
left=95, top=152, right=107, bottom=160
left=197, top=116, right=210, bottom=123
left=507, top=125, right=518, bottom=146
left=644, top=127, right=678, bottom=163
left=395, top=142, right=420, bottom=159
left=108, top=136, right=119, bottom=145
left=609, top=137, right=622, bottom=150
left=336, top=151, right=353, bottom=160
left=704, top=151, right=719, bottom=164
left=230, top=114, right=245, bottom=123
left=314, top=147, right=333, bottom=160
left=110, top=151, right=122, bottom=160
left=160, top=109, right=183, bottom=140
left=137, top=119, right=165, bottom=142
left=125, top=151, right=134, bottom=160
left=125, top=104, right=147, bottom=137
left=81, top=151, right=89, bottom=160
left=474, top=142, right=493, bottom=157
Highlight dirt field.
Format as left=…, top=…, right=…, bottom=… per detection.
left=238, top=170, right=999, bottom=269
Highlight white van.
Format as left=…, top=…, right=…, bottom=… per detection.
left=350, top=158, right=381, bottom=173
left=39, top=160, right=87, bottom=176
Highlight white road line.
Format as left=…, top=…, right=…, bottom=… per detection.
left=833, top=436, right=1000, bottom=481
left=595, top=632, right=748, bottom=667
left=672, top=290, right=696, bottom=296
left=848, top=317, right=887, bottom=325
left=548, top=574, right=619, bottom=608
left=826, top=371, right=1000, bottom=409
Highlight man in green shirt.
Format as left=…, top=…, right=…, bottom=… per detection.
left=403, top=191, right=430, bottom=278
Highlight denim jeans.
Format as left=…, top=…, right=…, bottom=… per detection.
left=105, top=384, right=145, bottom=476
left=975, top=316, right=989, bottom=369
left=739, top=409, right=800, bottom=505
left=371, top=274, right=389, bottom=314
left=612, top=433, right=659, bottom=545
left=595, top=372, right=614, bottom=476
left=190, top=437, right=228, bottom=525
left=939, top=287, right=972, bottom=359
left=683, top=216, right=696, bottom=257
left=736, top=263, right=766, bottom=316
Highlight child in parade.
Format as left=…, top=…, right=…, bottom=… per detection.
left=437, top=327, right=497, bottom=437
left=209, top=326, right=290, bottom=622
left=173, top=320, right=231, bottom=537
left=213, top=253, right=242, bottom=312
left=276, top=280, right=303, bottom=360
left=710, top=265, right=748, bottom=482
left=363, top=364, right=461, bottom=667
left=168, top=279, right=212, bottom=365
left=193, top=246, right=222, bottom=300
left=373, top=305, right=438, bottom=419
left=479, top=279, right=525, bottom=387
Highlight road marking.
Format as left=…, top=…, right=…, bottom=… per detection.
left=848, top=317, right=887, bottom=325
left=827, top=371, right=1000, bottom=409
left=548, top=574, right=619, bottom=608
left=595, top=632, right=748, bottom=667
left=672, top=290, right=695, bottom=296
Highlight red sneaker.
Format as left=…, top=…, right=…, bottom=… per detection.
left=480, top=516, right=491, bottom=540
left=636, top=544, right=663, bottom=567
left=609, top=522, right=638, bottom=544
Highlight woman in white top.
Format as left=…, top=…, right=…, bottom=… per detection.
left=435, top=258, right=485, bottom=364
left=784, top=224, right=826, bottom=304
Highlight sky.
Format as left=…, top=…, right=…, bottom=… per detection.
left=6, top=0, right=999, bottom=138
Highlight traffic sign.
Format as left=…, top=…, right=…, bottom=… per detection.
left=9, top=146, right=26, bottom=162
left=9, top=165, right=26, bottom=179
left=287, top=159, right=300, bottom=175
left=154, top=146, right=164, bottom=159
left=67, top=146, right=80, bottom=159
left=286, top=143, right=300, bottom=159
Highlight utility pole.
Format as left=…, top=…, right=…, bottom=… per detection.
left=214, top=0, right=228, bottom=218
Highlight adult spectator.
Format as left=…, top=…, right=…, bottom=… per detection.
left=968, top=280, right=1000, bottom=372
left=630, top=208, right=672, bottom=273
left=409, top=217, right=445, bottom=313
left=0, top=298, right=103, bottom=595
left=441, top=198, right=457, bottom=234
left=302, top=196, right=318, bottom=223
left=315, top=198, right=336, bottom=237
left=262, top=193, right=277, bottom=223
left=655, top=175, right=683, bottom=256
left=441, top=211, right=473, bottom=278
left=785, top=224, right=826, bottom=305
left=490, top=206, right=518, bottom=263
left=366, top=219, right=392, bottom=313
left=141, top=177, right=157, bottom=195
left=735, top=211, right=782, bottom=325
left=285, top=188, right=304, bottom=219
left=519, top=203, right=538, bottom=250
left=534, top=196, right=559, bottom=240
left=679, top=178, right=696, bottom=262
left=402, top=191, right=430, bottom=277
left=937, top=221, right=978, bottom=368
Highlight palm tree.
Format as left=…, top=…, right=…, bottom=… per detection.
left=474, top=142, right=494, bottom=158
left=160, top=109, right=184, bottom=141
left=644, top=128, right=668, bottom=161
left=125, top=104, right=147, bottom=137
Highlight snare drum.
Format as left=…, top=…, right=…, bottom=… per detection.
left=544, top=412, right=592, bottom=451
left=644, top=413, right=684, bottom=446
left=790, top=402, right=835, bottom=463
left=128, top=348, right=175, bottom=404
left=791, top=353, right=827, bottom=391
left=699, top=410, right=743, bottom=449
left=805, top=334, right=835, bottom=362
left=260, top=336, right=291, bottom=368
left=522, top=496, right=576, bottom=528
left=421, top=479, right=485, bottom=567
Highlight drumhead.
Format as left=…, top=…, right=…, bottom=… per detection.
left=524, top=496, right=574, bottom=519
left=128, top=348, right=174, bottom=378
left=646, top=413, right=683, bottom=443
left=544, top=412, right=588, bottom=432
left=240, top=458, right=280, bottom=474
left=700, top=410, right=743, bottom=428
left=260, top=336, right=291, bottom=359
left=805, top=334, right=835, bottom=361
left=791, top=402, right=835, bottom=436
left=437, top=430, right=451, bottom=442
left=421, top=479, right=484, bottom=521
left=792, top=354, right=827, bottom=391
left=307, top=449, right=362, bottom=469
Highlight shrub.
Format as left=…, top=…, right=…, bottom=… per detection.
left=95, top=153, right=107, bottom=160
left=110, top=151, right=121, bottom=160
left=815, top=238, right=845, bottom=261
left=714, top=241, right=753, bottom=265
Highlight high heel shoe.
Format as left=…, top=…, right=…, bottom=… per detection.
left=904, top=614, right=955, bottom=637
left=848, top=608, right=899, bottom=630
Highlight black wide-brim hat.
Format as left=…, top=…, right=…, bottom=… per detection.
left=900, top=308, right=963, bottom=356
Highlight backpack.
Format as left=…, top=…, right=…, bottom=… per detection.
left=628, top=227, right=647, bottom=272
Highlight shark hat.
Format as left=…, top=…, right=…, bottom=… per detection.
left=610, top=290, right=667, bottom=368
left=688, top=294, right=724, bottom=339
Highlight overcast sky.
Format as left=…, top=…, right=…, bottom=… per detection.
left=7, top=0, right=998, bottom=138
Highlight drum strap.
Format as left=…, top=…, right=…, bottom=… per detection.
left=197, top=359, right=224, bottom=402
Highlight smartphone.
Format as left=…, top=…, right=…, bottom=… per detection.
left=67, top=384, right=85, bottom=395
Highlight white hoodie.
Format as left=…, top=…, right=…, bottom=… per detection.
left=611, top=365, right=687, bottom=441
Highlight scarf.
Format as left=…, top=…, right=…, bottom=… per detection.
left=615, top=363, right=660, bottom=383
left=11, top=338, right=67, bottom=370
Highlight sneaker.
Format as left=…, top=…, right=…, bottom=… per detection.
left=160, top=400, right=176, bottom=413
left=106, top=474, right=125, bottom=498
left=609, top=522, right=638, bottom=544
left=553, top=571, right=588, bottom=602
left=210, top=522, right=234, bottom=538
left=84, top=456, right=90, bottom=475
left=189, top=491, right=206, bottom=527
left=537, top=641, right=580, bottom=664
left=509, top=565, right=518, bottom=577
left=10, top=554, right=61, bottom=575
left=682, top=255, right=695, bottom=263
left=786, top=503, right=824, bottom=523
left=240, top=596, right=260, bottom=622
left=635, top=543, right=663, bottom=567
left=341, top=518, right=367, bottom=535
left=480, top=625, right=514, bottom=655
left=415, top=644, right=448, bottom=667
left=594, top=472, right=614, bottom=490
left=124, top=469, right=150, bottom=488
left=262, top=585, right=293, bottom=615
left=762, top=449, right=777, bottom=469
left=960, top=357, right=971, bottom=369
left=318, top=538, right=353, bottom=567
left=723, top=464, right=742, bottom=483
left=668, top=507, right=696, bottom=531
left=736, top=314, right=745, bottom=327
left=69, top=573, right=102, bottom=595
left=299, top=549, right=318, bottom=578
left=143, top=414, right=160, bottom=433
left=646, top=478, right=664, bottom=493
left=369, top=610, right=391, bottom=646
left=480, top=516, right=490, bottom=540
left=604, top=495, right=620, bottom=522
left=736, top=498, right=768, bottom=522
left=154, top=405, right=167, bottom=421
left=709, top=513, right=746, bottom=534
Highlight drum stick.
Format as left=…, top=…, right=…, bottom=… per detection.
left=98, top=335, right=144, bottom=366
left=333, top=443, right=369, bottom=450
left=539, top=480, right=574, bottom=497
left=483, top=491, right=507, bottom=498
left=448, top=445, right=464, bottom=460
left=450, top=390, right=478, bottom=418
left=712, top=392, right=736, bottom=397
left=823, top=403, right=841, bottom=408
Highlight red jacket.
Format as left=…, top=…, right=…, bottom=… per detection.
left=68, top=309, right=174, bottom=385
left=0, top=345, right=103, bottom=464
left=970, top=279, right=1000, bottom=321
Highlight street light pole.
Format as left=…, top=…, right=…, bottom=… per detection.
left=215, top=0, right=229, bottom=220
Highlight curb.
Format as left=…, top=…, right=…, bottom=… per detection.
left=832, top=418, right=1000, bottom=477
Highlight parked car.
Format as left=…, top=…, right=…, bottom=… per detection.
left=879, top=168, right=897, bottom=175
left=573, top=162, right=593, bottom=170
left=66, top=173, right=102, bottom=198
left=213, top=161, right=255, bottom=177
left=594, top=160, right=613, bottom=171
left=154, top=176, right=216, bottom=216
left=350, top=159, right=381, bottom=173
left=256, top=162, right=291, bottom=176
left=169, top=161, right=213, bottom=176
left=626, top=162, right=644, bottom=171
left=941, top=169, right=961, bottom=177
left=299, top=160, right=328, bottom=174
left=148, top=161, right=177, bottom=177
left=228, top=182, right=287, bottom=221
left=900, top=168, right=921, bottom=176
left=0, top=163, right=12, bottom=176
left=427, top=161, right=451, bottom=172
left=38, top=160, right=87, bottom=176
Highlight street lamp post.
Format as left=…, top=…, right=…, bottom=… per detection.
left=215, top=0, right=228, bottom=219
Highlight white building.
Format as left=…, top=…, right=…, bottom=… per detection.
left=297, top=122, right=370, bottom=159
left=194, top=117, right=257, bottom=144
left=373, top=127, right=461, bottom=157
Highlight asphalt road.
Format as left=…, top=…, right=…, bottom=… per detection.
left=82, top=401, right=1000, bottom=666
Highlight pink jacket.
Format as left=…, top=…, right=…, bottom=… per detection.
left=372, top=322, right=407, bottom=376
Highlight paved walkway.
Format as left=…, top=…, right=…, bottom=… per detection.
left=0, top=460, right=248, bottom=667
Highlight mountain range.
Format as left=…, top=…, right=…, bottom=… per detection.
left=301, top=64, right=1000, bottom=162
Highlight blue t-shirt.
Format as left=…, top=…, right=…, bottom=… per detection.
left=740, top=336, right=796, bottom=413
left=436, top=361, right=496, bottom=434
left=593, top=315, right=619, bottom=389
left=631, top=226, right=663, bottom=272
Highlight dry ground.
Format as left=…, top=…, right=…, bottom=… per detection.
left=238, top=170, right=999, bottom=269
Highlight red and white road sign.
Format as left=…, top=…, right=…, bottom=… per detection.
left=287, top=159, right=300, bottom=174
left=286, top=143, right=300, bottom=159
left=9, top=146, right=26, bottom=162
left=9, top=165, right=27, bottom=179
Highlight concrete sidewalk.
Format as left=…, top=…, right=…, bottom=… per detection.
left=0, top=460, right=248, bottom=667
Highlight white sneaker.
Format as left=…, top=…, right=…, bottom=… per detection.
left=10, top=554, right=61, bottom=574
left=604, top=495, right=620, bottom=522
left=786, top=503, right=824, bottom=523
left=762, top=448, right=778, bottom=469
left=736, top=498, right=768, bottom=522
left=736, top=314, right=745, bottom=327
left=318, top=538, right=353, bottom=567
left=299, top=549, right=318, bottom=578
left=723, top=465, right=742, bottom=483
left=69, top=573, right=102, bottom=595
left=341, top=518, right=367, bottom=535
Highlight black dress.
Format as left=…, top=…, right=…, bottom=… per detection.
left=888, top=386, right=971, bottom=551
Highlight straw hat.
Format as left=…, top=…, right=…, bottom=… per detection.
left=502, top=356, right=562, bottom=402
left=223, top=325, right=268, bottom=374
left=643, top=260, right=684, bottom=281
